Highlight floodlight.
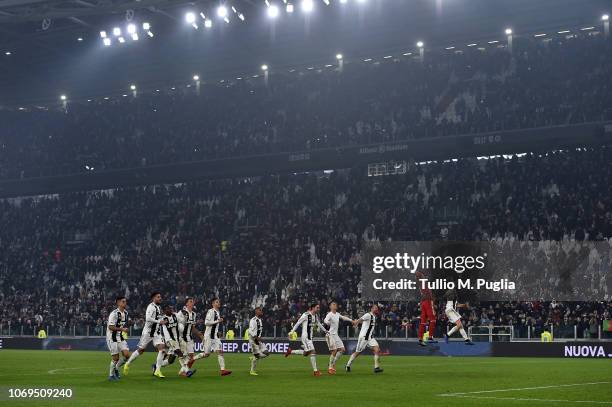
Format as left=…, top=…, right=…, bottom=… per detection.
left=100, top=30, right=107, bottom=38
left=204, top=19, right=213, bottom=28
left=416, top=41, right=424, bottom=48
left=505, top=28, right=513, bottom=35
left=336, top=53, right=343, bottom=60
left=103, top=38, right=111, bottom=46
left=185, top=12, right=197, bottom=23
left=217, top=6, right=228, bottom=18
left=127, top=23, right=137, bottom=34
left=193, top=75, right=200, bottom=81
left=301, top=0, right=313, bottom=12
left=143, top=22, right=151, bottom=30
left=113, top=27, right=121, bottom=36
left=286, top=3, right=294, bottom=12
left=267, top=5, right=279, bottom=18
left=261, top=64, right=268, bottom=71
left=602, top=14, right=609, bottom=21
left=60, top=95, right=67, bottom=101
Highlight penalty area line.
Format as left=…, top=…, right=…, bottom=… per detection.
left=438, top=381, right=612, bottom=397
left=452, top=395, right=612, bottom=404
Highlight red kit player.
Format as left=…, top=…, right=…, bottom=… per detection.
left=403, top=270, right=437, bottom=346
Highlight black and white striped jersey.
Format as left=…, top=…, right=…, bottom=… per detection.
left=291, top=311, right=326, bottom=340
left=358, top=312, right=376, bottom=340
left=144, top=303, right=163, bottom=337
left=204, top=308, right=221, bottom=339
left=106, top=308, right=128, bottom=342
left=177, top=308, right=197, bottom=342
left=248, top=316, right=263, bottom=339
left=159, top=313, right=180, bottom=342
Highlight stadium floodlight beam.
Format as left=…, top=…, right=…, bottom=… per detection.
left=602, top=14, right=609, bottom=21
left=217, top=6, right=228, bottom=18
left=416, top=41, right=424, bottom=48
left=185, top=12, right=197, bottom=24
left=505, top=28, right=513, bottom=35
left=286, top=3, right=294, bottom=12
left=336, top=53, right=343, bottom=60
left=103, top=38, right=111, bottom=46
left=100, top=30, right=107, bottom=38
left=261, top=64, right=269, bottom=71
left=301, top=0, right=314, bottom=13
left=113, top=27, right=121, bottom=36
left=267, top=4, right=279, bottom=18
left=127, top=23, right=137, bottom=34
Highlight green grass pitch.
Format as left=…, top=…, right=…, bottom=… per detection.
left=0, top=350, right=611, bottom=406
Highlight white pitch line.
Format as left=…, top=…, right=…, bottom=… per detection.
left=453, top=395, right=612, bottom=405
left=47, top=367, right=94, bottom=375
left=438, top=381, right=612, bottom=397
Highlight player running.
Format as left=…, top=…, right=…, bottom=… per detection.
left=247, top=307, right=269, bottom=375
left=323, top=301, right=355, bottom=375
left=443, top=289, right=474, bottom=345
left=106, top=296, right=130, bottom=381
left=154, top=303, right=199, bottom=378
left=192, top=298, right=232, bottom=376
left=285, top=303, right=329, bottom=376
left=123, top=292, right=168, bottom=377
left=178, top=297, right=205, bottom=375
left=345, top=304, right=383, bottom=374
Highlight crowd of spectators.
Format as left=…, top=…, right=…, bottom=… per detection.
left=0, top=147, right=610, bottom=340
left=1, top=30, right=611, bottom=180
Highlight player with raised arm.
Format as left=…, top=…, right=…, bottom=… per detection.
left=106, top=296, right=130, bottom=381
left=248, top=307, right=269, bottom=376
left=345, top=304, right=383, bottom=374
left=178, top=297, right=205, bottom=375
left=192, top=298, right=232, bottom=376
left=123, top=292, right=167, bottom=377
left=323, top=301, right=355, bottom=375
left=285, top=302, right=328, bottom=376
left=443, top=289, right=474, bottom=345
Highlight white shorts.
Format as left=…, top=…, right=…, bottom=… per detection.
left=356, top=337, right=379, bottom=353
left=445, top=309, right=461, bottom=324
left=326, top=334, right=345, bottom=351
left=137, top=333, right=164, bottom=350
left=107, top=339, right=129, bottom=355
left=301, top=338, right=315, bottom=353
left=203, top=337, right=222, bottom=354
left=249, top=339, right=267, bottom=355
left=180, top=340, right=195, bottom=355
left=164, top=338, right=181, bottom=353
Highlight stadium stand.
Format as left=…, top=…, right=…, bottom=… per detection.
left=1, top=32, right=611, bottom=180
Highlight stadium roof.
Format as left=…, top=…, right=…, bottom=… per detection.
left=0, top=0, right=610, bottom=104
